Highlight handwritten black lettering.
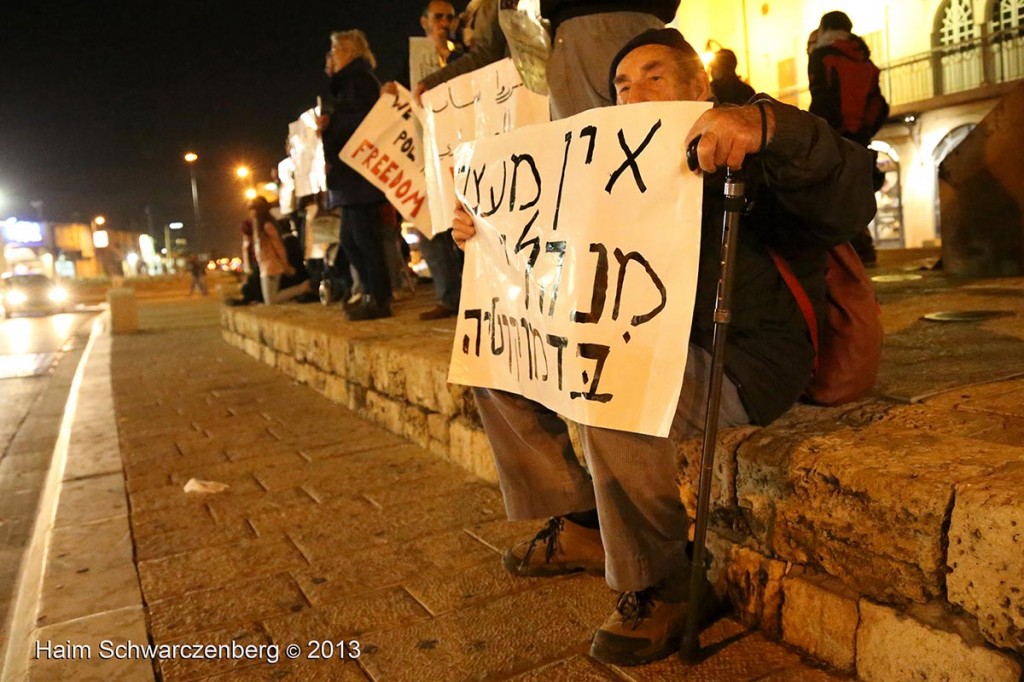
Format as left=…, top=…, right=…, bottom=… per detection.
left=514, top=211, right=542, bottom=309
left=569, top=343, right=613, bottom=403
left=470, top=165, right=487, bottom=213
left=462, top=309, right=482, bottom=356
left=480, top=161, right=508, bottom=218
left=489, top=298, right=505, bottom=355
left=580, top=126, right=597, bottom=164
left=572, top=243, right=609, bottom=324
left=541, top=241, right=566, bottom=317
left=545, top=335, right=568, bottom=390
left=509, top=154, right=541, bottom=211
left=552, top=131, right=572, bottom=232
left=612, top=249, right=667, bottom=326
left=533, top=326, right=548, bottom=381
left=604, top=120, right=662, bottom=195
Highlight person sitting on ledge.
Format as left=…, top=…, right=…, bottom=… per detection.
left=449, top=28, right=875, bottom=666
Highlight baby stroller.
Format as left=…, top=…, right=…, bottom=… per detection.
left=318, top=241, right=354, bottom=306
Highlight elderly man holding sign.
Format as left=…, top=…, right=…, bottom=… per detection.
left=450, top=29, right=875, bottom=666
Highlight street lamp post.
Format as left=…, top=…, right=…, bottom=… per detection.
left=183, top=152, right=202, bottom=253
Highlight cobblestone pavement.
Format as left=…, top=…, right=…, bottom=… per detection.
left=94, top=299, right=846, bottom=681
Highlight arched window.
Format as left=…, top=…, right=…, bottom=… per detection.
left=991, top=0, right=1024, bottom=34
left=935, top=0, right=983, bottom=93
left=939, top=0, right=979, bottom=47
left=989, top=0, right=1024, bottom=81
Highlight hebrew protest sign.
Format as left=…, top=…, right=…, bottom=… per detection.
left=448, top=101, right=710, bottom=437
left=288, top=108, right=327, bottom=199
left=421, top=58, right=548, bottom=235
left=341, top=84, right=432, bottom=233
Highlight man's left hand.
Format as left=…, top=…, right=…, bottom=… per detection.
left=684, top=103, right=776, bottom=174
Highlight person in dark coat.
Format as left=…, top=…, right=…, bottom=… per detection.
left=320, top=29, right=393, bottom=320
left=449, top=28, right=875, bottom=666
left=709, top=48, right=755, bottom=105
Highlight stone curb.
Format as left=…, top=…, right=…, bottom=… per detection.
left=1, top=314, right=153, bottom=682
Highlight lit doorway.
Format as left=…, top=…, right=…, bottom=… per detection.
left=932, top=123, right=976, bottom=240
left=868, top=141, right=905, bottom=248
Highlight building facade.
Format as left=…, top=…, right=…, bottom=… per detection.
left=674, top=0, right=1024, bottom=248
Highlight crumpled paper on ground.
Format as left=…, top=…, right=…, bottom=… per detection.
left=183, top=478, right=230, bottom=494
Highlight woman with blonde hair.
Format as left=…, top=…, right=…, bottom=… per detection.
left=320, top=28, right=393, bottom=320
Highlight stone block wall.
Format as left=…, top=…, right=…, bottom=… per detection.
left=222, top=307, right=1024, bottom=679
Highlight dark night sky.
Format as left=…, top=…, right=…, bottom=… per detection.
left=0, top=0, right=435, bottom=257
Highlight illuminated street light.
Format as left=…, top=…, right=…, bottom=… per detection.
left=184, top=152, right=198, bottom=163
left=244, top=188, right=258, bottom=201
left=93, top=215, right=106, bottom=226
left=701, top=39, right=724, bottom=68
left=235, top=165, right=251, bottom=180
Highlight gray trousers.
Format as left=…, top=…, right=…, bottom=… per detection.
left=473, top=344, right=750, bottom=592
left=546, top=12, right=668, bottom=120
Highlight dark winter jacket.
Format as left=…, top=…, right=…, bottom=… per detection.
left=323, top=58, right=386, bottom=206
left=711, top=75, right=756, bottom=106
left=693, top=98, right=875, bottom=424
left=539, top=0, right=679, bottom=35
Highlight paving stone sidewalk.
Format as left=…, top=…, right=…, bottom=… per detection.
left=99, top=299, right=846, bottom=681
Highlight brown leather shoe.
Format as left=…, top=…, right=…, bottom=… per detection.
left=418, top=304, right=457, bottom=320
left=590, top=577, right=720, bottom=666
left=502, top=517, right=605, bottom=577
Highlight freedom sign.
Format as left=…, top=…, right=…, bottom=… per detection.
left=421, top=58, right=548, bottom=236
left=448, top=101, right=710, bottom=437
left=341, top=84, right=432, bottom=233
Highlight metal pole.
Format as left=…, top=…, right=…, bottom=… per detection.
left=188, top=165, right=202, bottom=254
left=165, top=224, right=173, bottom=273
left=680, top=167, right=745, bottom=663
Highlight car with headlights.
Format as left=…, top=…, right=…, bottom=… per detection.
left=2, top=273, right=70, bottom=318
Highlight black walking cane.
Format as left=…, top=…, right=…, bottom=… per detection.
left=679, top=136, right=747, bottom=663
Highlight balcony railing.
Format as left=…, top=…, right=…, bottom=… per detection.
left=776, top=27, right=1024, bottom=110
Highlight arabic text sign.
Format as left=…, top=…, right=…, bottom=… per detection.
left=448, top=101, right=709, bottom=437
left=340, top=84, right=432, bottom=232
left=421, top=58, right=548, bottom=235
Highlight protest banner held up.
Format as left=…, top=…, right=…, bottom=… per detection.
left=421, top=58, right=548, bottom=236
left=448, top=101, right=710, bottom=437
left=341, top=84, right=432, bottom=233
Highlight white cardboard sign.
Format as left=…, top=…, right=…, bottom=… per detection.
left=287, top=108, right=327, bottom=199
left=421, top=58, right=549, bottom=235
left=410, top=37, right=441, bottom=88
left=340, top=84, right=432, bottom=233
left=448, top=101, right=710, bottom=437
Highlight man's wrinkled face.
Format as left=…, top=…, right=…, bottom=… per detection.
left=422, top=1, right=456, bottom=40
left=613, top=44, right=710, bottom=105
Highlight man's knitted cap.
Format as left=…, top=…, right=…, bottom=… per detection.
left=608, top=28, right=701, bottom=101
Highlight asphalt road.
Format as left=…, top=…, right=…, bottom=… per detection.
left=0, top=308, right=99, bottom=646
